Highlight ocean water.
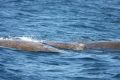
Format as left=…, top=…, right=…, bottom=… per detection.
left=0, top=0, right=120, bottom=80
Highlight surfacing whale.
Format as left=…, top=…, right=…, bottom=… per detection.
left=0, top=39, right=120, bottom=52
left=43, top=41, right=120, bottom=51
left=0, top=39, right=61, bottom=52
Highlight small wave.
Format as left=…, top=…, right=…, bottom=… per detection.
left=109, top=39, right=120, bottom=41
left=14, top=36, right=40, bottom=42
left=0, top=36, right=45, bottom=43
left=113, top=73, right=120, bottom=79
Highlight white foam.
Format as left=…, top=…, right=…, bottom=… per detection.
left=0, top=36, right=46, bottom=43
left=0, top=37, right=13, bottom=40
left=16, top=37, right=39, bottom=42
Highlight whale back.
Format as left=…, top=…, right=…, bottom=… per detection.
left=0, top=40, right=60, bottom=52
left=85, top=41, right=120, bottom=50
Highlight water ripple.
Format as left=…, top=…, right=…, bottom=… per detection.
left=0, top=0, right=120, bottom=80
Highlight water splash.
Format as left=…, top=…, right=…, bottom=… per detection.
left=0, top=36, right=46, bottom=43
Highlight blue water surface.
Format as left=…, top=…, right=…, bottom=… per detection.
left=0, top=0, right=120, bottom=80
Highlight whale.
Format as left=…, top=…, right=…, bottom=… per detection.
left=0, top=39, right=61, bottom=52
left=0, top=39, right=120, bottom=52
left=43, top=41, right=120, bottom=51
